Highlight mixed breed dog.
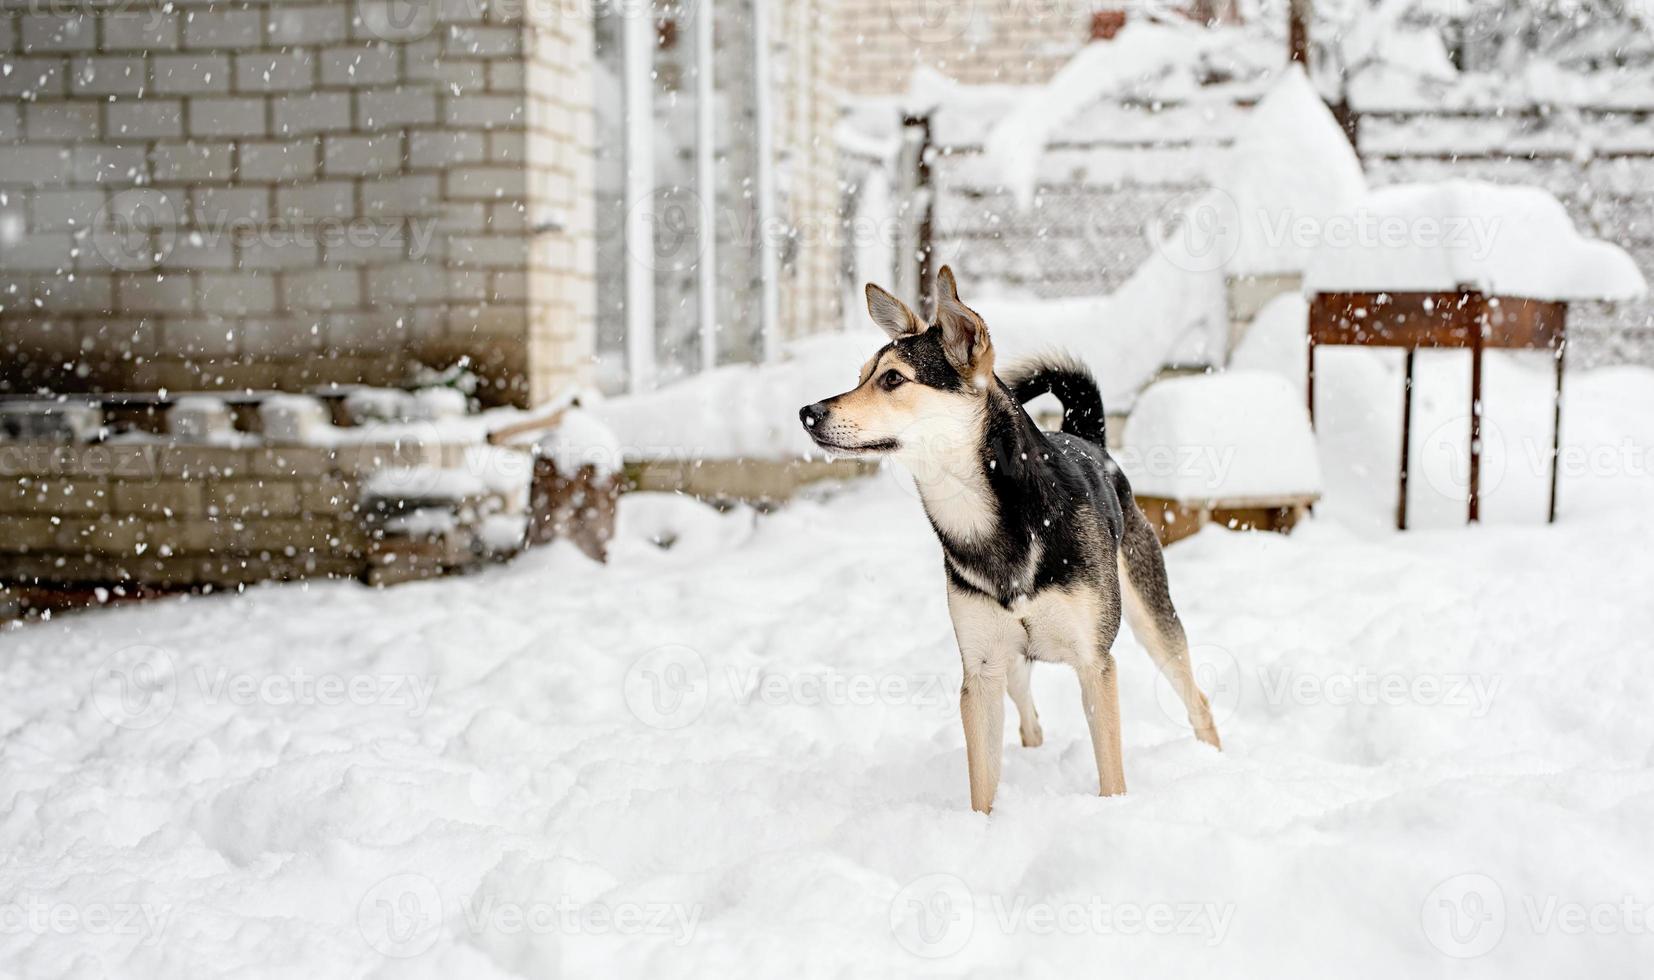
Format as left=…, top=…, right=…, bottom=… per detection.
left=800, top=267, right=1222, bottom=813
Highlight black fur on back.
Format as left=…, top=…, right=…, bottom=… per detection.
left=913, top=351, right=1127, bottom=613
left=1000, top=354, right=1108, bottom=447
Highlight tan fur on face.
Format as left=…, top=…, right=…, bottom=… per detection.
left=816, top=349, right=982, bottom=460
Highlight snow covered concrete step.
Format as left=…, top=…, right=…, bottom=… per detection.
left=623, top=457, right=882, bottom=507
left=0, top=401, right=103, bottom=443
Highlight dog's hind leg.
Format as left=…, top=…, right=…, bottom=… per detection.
left=1115, top=503, right=1222, bottom=750
left=1076, top=655, right=1127, bottom=797
left=1007, top=655, right=1043, bottom=748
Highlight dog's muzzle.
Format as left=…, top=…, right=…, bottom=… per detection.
left=798, top=402, right=828, bottom=433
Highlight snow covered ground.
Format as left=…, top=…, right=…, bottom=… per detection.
left=4, top=361, right=1654, bottom=978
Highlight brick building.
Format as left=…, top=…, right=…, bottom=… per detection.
left=0, top=0, right=841, bottom=407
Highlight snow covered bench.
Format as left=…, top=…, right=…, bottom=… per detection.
left=1120, top=371, right=1322, bottom=544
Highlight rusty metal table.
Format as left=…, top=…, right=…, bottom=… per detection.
left=1307, top=289, right=1567, bottom=529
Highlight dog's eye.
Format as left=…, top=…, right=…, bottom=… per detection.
left=880, top=370, right=906, bottom=391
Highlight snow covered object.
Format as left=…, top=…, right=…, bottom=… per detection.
left=1124, top=371, right=1322, bottom=503
left=1217, top=66, right=1367, bottom=278
left=1304, top=180, right=1648, bottom=302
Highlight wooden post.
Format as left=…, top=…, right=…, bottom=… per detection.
left=1398, top=348, right=1414, bottom=531
left=1288, top=0, right=1310, bottom=65
left=902, top=113, right=936, bottom=319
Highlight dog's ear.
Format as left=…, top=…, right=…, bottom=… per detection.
left=865, top=283, right=924, bottom=340
left=934, top=266, right=993, bottom=384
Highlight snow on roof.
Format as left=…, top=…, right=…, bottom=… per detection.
left=1121, top=370, right=1322, bottom=501
left=1218, top=66, right=1368, bottom=277
left=1303, top=180, right=1648, bottom=302
left=980, top=22, right=1272, bottom=208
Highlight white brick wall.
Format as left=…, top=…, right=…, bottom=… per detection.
left=1, top=0, right=598, bottom=406
left=836, top=0, right=1090, bottom=96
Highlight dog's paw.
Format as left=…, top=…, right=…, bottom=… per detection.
left=1020, top=725, right=1044, bottom=748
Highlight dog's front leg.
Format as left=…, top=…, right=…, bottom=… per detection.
left=960, top=664, right=1006, bottom=813
left=948, top=588, right=1023, bottom=814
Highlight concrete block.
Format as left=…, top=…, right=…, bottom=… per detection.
left=272, top=92, right=351, bottom=135
left=108, top=100, right=185, bottom=140
left=21, top=14, right=95, bottom=52
left=24, top=102, right=101, bottom=141
left=68, top=56, right=146, bottom=96
left=320, top=46, right=400, bottom=87
left=238, top=139, right=318, bottom=181
left=190, top=97, right=268, bottom=138
left=356, top=88, right=439, bottom=129
left=113, top=481, right=204, bottom=517
left=206, top=480, right=303, bottom=518
left=152, top=53, right=231, bottom=95
left=152, top=141, right=235, bottom=183
left=235, top=50, right=317, bottom=92
left=104, top=12, right=182, bottom=51
left=266, top=5, right=350, bottom=46
left=183, top=9, right=264, bottom=49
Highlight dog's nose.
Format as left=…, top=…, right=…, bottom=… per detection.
left=799, top=403, right=826, bottom=429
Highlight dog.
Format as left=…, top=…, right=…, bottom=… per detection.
left=798, top=266, right=1221, bottom=813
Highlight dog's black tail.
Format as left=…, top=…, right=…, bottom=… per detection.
left=1002, top=354, right=1108, bottom=446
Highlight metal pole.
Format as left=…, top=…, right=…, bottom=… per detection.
left=1549, top=333, right=1566, bottom=523
left=1468, top=294, right=1484, bottom=524
left=751, top=0, right=781, bottom=361
left=622, top=5, right=656, bottom=392
left=694, top=0, right=718, bottom=374
left=1398, top=348, right=1414, bottom=530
